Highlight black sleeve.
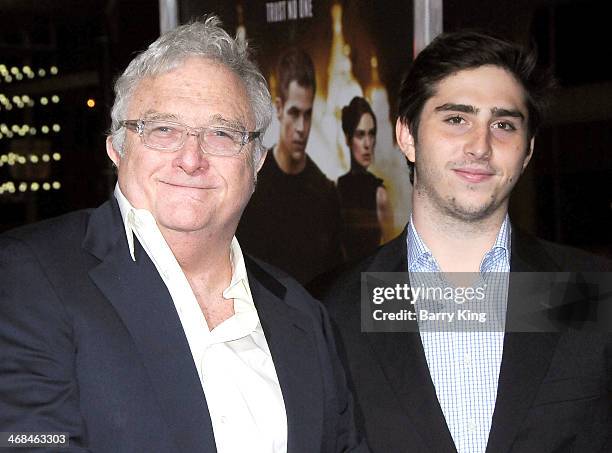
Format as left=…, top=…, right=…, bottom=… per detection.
left=317, top=299, right=370, bottom=452
left=0, top=236, right=91, bottom=452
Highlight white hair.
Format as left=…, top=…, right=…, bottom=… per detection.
left=108, top=16, right=272, bottom=164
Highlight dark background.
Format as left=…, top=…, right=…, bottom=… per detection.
left=1, top=0, right=610, bottom=258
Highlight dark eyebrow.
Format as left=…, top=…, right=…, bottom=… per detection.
left=287, top=105, right=312, bottom=114
left=434, top=103, right=478, bottom=114
left=435, top=104, right=525, bottom=121
left=491, top=107, right=525, bottom=120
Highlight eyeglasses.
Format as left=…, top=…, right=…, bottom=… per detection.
left=121, top=119, right=261, bottom=156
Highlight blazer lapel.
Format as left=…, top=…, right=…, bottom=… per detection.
left=366, top=330, right=457, bottom=452
left=83, top=200, right=217, bottom=453
left=485, top=230, right=561, bottom=453
left=365, top=230, right=458, bottom=452
left=486, top=331, right=559, bottom=453
left=246, top=258, right=324, bottom=453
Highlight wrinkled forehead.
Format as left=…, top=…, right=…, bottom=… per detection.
left=128, top=57, right=255, bottom=129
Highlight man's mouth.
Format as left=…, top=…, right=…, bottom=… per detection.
left=160, top=181, right=215, bottom=190
left=452, top=167, right=495, bottom=183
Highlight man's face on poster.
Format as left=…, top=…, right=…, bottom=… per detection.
left=276, top=80, right=314, bottom=163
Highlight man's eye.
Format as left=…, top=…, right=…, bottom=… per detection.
left=211, top=129, right=231, bottom=138
left=208, top=128, right=239, bottom=143
left=492, top=121, right=516, bottom=131
left=445, top=116, right=466, bottom=125
left=150, top=124, right=177, bottom=135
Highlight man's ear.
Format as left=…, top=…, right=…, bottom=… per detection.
left=522, top=137, right=535, bottom=172
left=106, top=136, right=122, bottom=168
left=396, top=118, right=416, bottom=163
left=274, top=97, right=283, bottom=120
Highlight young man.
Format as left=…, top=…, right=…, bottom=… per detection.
left=0, top=19, right=366, bottom=452
left=237, top=48, right=344, bottom=285
left=324, top=31, right=611, bottom=452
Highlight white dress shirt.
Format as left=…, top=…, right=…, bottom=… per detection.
left=114, top=185, right=287, bottom=453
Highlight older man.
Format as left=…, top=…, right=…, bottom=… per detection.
left=0, top=18, right=365, bottom=453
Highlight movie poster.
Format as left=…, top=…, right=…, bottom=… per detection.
left=180, top=1, right=414, bottom=283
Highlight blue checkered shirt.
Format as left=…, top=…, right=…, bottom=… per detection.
left=406, top=215, right=511, bottom=453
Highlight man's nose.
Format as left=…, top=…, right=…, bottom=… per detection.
left=465, top=125, right=492, bottom=159
left=175, top=132, right=209, bottom=174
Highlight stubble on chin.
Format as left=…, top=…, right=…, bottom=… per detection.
left=415, top=175, right=499, bottom=224
left=441, top=193, right=499, bottom=223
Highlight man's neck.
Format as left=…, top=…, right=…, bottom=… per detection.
left=412, top=201, right=507, bottom=273
left=161, top=225, right=238, bottom=331
left=161, top=227, right=233, bottom=286
left=274, top=143, right=306, bottom=175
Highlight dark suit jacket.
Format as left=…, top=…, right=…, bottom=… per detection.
left=0, top=199, right=367, bottom=453
left=323, top=227, right=612, bottom=453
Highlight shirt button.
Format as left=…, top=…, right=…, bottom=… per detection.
left=467, top=419, right=477, bottom=433
left=464, top=353, right=472, bottom=365
left=220, top=416, right=227, bottom=424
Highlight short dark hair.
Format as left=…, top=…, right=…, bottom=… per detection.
left=341, top=96, right=377, bottom=140
left=398, top=30, right=554, bottom=183
left=276, top=48, right=316, bottom=103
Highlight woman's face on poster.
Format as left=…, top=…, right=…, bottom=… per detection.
left=350, top=113, right=376, bottom=168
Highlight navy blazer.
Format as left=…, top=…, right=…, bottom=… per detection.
left=0, top=199, right=367, bottom=453
left=322, top=227, right=612, bottom=453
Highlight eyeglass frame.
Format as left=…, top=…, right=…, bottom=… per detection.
left=120, top=118, right=261, bottom=156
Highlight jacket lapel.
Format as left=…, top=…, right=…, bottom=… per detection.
left=365, top=230, right=458, bottom=452
left=485, top=230, right=561, bottom=453
left=366, top=330, right=457, bottom=452
left=83, top=200, right=217, bottom=453
left=246, top=257, right=324, bottom=453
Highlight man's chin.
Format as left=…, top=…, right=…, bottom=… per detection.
left=290, top=147, right=306, bottom=161
left=444, top=201, right=499, bottom=223
left=154, top=203, right=210, bottom=232
left=158, top=219, right=208, bottom=234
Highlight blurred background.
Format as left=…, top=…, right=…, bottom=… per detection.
left=0, top=0, right=610, bottom=258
